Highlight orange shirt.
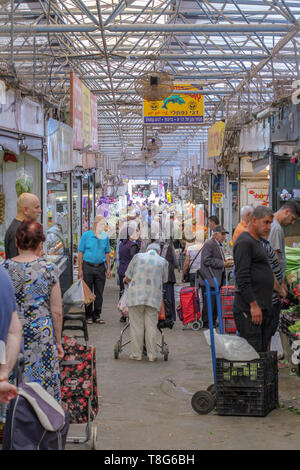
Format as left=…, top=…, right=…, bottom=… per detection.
left=232, top=220, right=247, bottom=246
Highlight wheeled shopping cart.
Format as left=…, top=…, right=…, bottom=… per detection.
left=61, top=305, right=98, bottom=449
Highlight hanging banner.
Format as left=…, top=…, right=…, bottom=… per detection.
left=70, top=72, right=98, bottom=151
left=91, top=93, right=98, bottom=151
left=207, top=121, right=225, bottom=158
left=46, top=118, right=73, bottom=173
left=143, top=84, right=204, bottom=125
left=82, top=83, right=92, bottom=147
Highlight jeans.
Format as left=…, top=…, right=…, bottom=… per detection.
left=83, top=261, right=106, bottom=321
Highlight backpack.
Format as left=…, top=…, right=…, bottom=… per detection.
left=3, top=382, right=69, bottom=450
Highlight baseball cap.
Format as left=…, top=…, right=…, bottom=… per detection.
left=213, top=225, right=229, bottom=234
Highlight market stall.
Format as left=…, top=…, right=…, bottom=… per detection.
left=279, top=245, right=300, bottom=376
left=46, top=173, right=72, bottom=294
left=46, top=118, right=73, bottom=293
left=0, top=87, right=44, bottom=260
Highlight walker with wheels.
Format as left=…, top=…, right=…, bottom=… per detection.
left=114, top=321, right=169, bottom=361
left=191, top=268, right=224, bottom=415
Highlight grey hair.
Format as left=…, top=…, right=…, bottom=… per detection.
left=241, top=205, right=254, bottom=219
left=250, top=205, right=273, bottom=221
left=146, top=242, right=161, bottom=253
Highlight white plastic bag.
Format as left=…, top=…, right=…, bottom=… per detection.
left=270, top=331, right=283, bottom=357
left=118, top=289, right=128, bottom=312
left=117, top=284, right=129, bottom=315
left=63, top=280, right=84, bottom=306
left=204, top=329, right=260, bottom=361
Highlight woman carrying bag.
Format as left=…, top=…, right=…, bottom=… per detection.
left=181, top=240, right=203, bottom=287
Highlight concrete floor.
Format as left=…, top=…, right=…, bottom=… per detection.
left=65, top=277, right=300, bottom=451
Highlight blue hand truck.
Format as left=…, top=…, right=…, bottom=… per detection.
left=191, top=267, right=224, bottom=415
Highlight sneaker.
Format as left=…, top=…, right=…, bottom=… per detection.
left=148, top=356, right=158, bottom=362
left=129, top=353, right=142, bottom=361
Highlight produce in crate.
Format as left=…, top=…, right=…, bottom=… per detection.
left=285, top=246, right=300, bottom=286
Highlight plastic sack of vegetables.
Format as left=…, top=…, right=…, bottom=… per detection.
left=63, top=279, right=95, bottom=307
left=15, top=169, right=33, bottom=197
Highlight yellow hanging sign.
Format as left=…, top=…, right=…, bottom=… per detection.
left=212, top=192, right=224, bottom=204
left=143, top=84, right=204, bottom=125
left=208, top=121, right=226, bottom=158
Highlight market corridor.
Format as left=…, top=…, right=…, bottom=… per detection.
left=65, top=276, right=300, bottom=451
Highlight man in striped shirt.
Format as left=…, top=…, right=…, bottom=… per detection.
left=260, top=237, right=286, bottom=338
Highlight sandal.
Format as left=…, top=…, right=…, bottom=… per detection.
left=95, top=318, right=105, bottom=324
left=87, top=318, right=93, bottom=324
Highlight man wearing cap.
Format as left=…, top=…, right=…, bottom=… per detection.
left=199, top=225, right=233, bottom=328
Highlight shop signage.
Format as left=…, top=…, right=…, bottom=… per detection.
left=0, top=88, right=43, bottom=137
left=207, top=121, right=225, bottom=158
left=70, top=72, right=98, bottom=151
left=46, top=118, right=73, bottom=173
left=239, top=121, right=270, bottom=153
left=143, top=84, right=204, bottom=125
left=248, top=189, right=269, bottom=207
left=212, top=192, right=223, bottom=204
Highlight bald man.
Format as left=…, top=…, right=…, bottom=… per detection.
left=78, top=216, right=111, bottom=324
left=5, top=193, right=42, bottom=259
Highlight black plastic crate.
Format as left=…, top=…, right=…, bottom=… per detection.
left=216, top=382, right=278, bottom=417
left=216, top=351, right=278, bottom=388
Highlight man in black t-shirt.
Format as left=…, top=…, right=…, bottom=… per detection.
left=5, top=193, right=42, bottom=259
left=233, top=205, right=275, bottom=353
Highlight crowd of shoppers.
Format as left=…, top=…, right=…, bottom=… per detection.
left=1, top=189, right=299, bottom=415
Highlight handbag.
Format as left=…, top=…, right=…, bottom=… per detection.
left=183, top=247, right=203, bottom=283
left=3, top=382, right=69, bottom=450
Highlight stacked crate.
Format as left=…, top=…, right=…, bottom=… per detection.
left=220, top=286, right=236, bottom=334
left=216, top=352, right=278, bottom=416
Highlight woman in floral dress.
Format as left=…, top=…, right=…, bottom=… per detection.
left=2, top=220, right=64, bottom=402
